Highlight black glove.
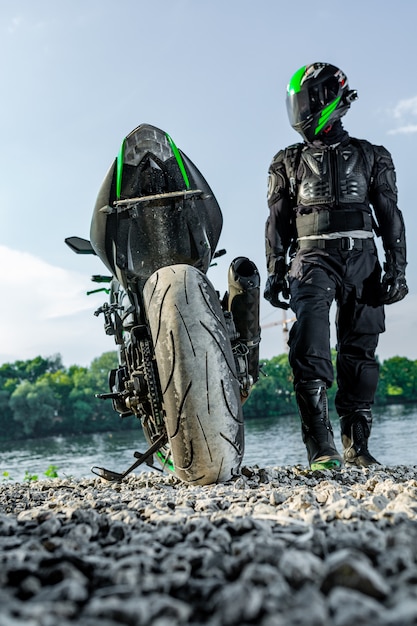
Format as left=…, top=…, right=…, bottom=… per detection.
left=264, top=259, right=290, bottom=309
left=380, top=250, right=408, bottom=305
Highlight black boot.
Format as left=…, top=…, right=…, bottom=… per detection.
left=296, top=380, right=343, bottom=470
left=340, top=410, right=380, bottom=467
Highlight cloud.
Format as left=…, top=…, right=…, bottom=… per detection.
left=7, top=16, right=22, bottom=35
left=392, top=96, right=417, bottom=119
left=0, top=246, right=108, bottom=366
left=0, top=246, right=94, bottom=319
left=388, top=96, right=417, bottom=135
left=388, top=125, right=417, bottom=135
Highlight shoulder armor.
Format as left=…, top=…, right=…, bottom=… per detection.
left=373, top=143, right=394, bottom=164
left=371, top=144, right=397, bottom=198
left=267, top=143, right=304, bottom=205
left=268, top=148, right=288, bottom=204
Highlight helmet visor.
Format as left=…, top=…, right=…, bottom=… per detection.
left=286, top=89, right=312, bottom=128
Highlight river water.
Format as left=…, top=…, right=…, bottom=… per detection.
left=1, top=404, right=416, bottom=482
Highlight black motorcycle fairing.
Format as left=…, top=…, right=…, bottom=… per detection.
left=89, top=124, right=223, bottom=290
left=89, top=159, right=118, bottom=277
left=180, top=149, right=223, bottom=255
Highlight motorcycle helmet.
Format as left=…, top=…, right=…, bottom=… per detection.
left=286, top=62, right=358, bottom=142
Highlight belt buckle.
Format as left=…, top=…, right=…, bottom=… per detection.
left=341, top=236, right=355, bottom=251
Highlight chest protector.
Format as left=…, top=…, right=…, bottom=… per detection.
left=297, top=142, right=370, bottom=206
left=283, top=139, right=375, bottom=237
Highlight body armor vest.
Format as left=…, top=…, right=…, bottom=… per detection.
left=267, top=137, right=404, bottom=264
left=297, top=143, right=370, bottom=206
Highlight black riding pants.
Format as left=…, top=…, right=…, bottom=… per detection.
left=287, top=245, right=385, bottom=416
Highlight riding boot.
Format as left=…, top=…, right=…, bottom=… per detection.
left=340, top=409, right=380, bottom=467
left=295, top=379, right=344, bottom=470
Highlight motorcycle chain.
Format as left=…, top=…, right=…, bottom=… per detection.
left=140, top=338, right=165, bottom=434
left=139, top=337, right=173, bottom=468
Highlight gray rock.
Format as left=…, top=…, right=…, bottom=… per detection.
left=322, top=548, right=390, bottom=599
left=1, top=465, right=417, bottom=624
left=328, top=587, right=386, bottom=626
left=279, top=548, right=324, bottom=587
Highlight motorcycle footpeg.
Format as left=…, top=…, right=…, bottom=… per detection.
left=95, top=391, right=123, bottom=400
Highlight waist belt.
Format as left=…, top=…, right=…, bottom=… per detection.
left=298, top=237, right=375, bottom=251
left=296, top=210, right=373, bottom=238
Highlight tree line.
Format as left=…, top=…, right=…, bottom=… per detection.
left=243, top=352, right=417, bottom=419
left=0, top=352, right=125, bottom=442
left=0, top=351, right=416, bottom=441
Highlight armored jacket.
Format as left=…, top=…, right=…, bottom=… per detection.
left=265, top=135, right=406, bottom=274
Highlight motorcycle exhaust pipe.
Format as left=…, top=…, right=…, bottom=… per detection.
left=228, top=257, right=261, bottom=387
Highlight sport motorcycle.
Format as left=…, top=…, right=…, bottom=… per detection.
left=66, top=124, right=260, bottom=485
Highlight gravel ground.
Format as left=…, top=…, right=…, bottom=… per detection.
left=1, top=464, right=417, bottom=625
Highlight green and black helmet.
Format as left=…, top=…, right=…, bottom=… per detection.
left=286, top=62, right=358, bottom=143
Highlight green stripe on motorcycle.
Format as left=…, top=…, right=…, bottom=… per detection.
left=166, top=133, right=190, bottom=189
left=116, top=138, right=126, bottom=200
left=156, top=451, right=175, bottom=471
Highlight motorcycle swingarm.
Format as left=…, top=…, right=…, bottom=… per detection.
left=91, top=432, right=168, bottom=482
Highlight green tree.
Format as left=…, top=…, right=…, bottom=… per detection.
left=19, top=354, right=63, bottom=382
left=1, top=355, right=63, bottom=385
left=77, top=352, right=123, bottom=432
left=67, top=364, right=106, bottom=432
left=0, top=355, right=64, bottom=438
left=89, top=351, right=119, bottom=387
left=10, top=378, right=58, bottom=437
left=378, top=356, right=417, bottom=402
left=36, top=368, right=78, bottom=434
left=243, top=354, right=296, bottom=418
left=1, top=352, right=122, bottom=439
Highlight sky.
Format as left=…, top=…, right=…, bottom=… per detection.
left=1, top=0, right=417, bottom=367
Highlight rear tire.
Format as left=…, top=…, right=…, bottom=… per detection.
left=143, top=264, right=244, bottom=485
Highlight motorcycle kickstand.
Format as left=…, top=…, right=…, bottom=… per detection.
left=91, top=433, right=168, bottom=482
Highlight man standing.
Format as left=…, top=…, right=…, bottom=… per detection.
left=264, top=63, right=408, bottom=470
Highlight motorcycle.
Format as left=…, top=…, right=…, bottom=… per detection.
left=66, top=124, right=260, bottom=485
